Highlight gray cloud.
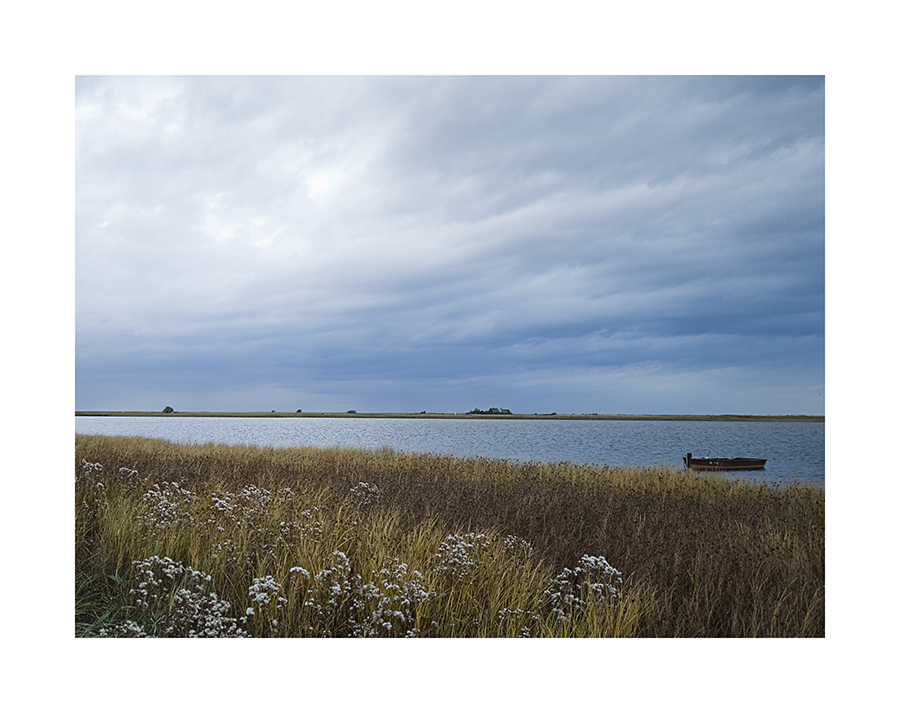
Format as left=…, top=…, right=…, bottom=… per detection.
left=76, top=76, right=824, bottom=414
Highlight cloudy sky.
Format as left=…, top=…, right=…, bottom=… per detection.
left=75, top=75, right=824, bottom=415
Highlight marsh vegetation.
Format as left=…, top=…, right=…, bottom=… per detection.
left=75, top=435, right=824, bottom=637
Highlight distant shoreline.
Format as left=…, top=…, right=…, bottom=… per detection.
left=75, top=411, right=824, bottom=422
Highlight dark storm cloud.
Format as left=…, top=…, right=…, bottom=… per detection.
left=76, top=76, right=824, bottom=414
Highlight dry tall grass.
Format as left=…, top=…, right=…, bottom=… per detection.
left=75, top=434, right=824, bottom=637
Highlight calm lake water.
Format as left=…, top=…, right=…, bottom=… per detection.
left=75, top=416, right=824, bottom=487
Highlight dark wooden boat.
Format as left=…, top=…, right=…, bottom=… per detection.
left=683, top=453, right=766, bottom=471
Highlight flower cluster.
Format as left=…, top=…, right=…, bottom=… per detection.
left=354, top=559, right=433, bottom=637
left=206, top=485, right=294, bottom=528
left=248, top=574, right=285, bottom=609
left=122, top=556, right=248, bottom=637
left=245, top=575, right=287, bottom=631
left=432, top=533, right=490, bottom=583
left=541, top=554, right=623, bottom=623
left=297, top=552, right=434, bottom=638
left=492, top=551, right=623, bottom=634
left=501, top=534, right=534, bottom=557
left=301, top=550, right=361, bottom=636
left=277, top=506, right=325, bottom=547
left=234, top=484, right=275, bottom=527
left=79, top=459, right=103, bottom=482
left=203, top=486, right=293, bottom=567
left=97, top=619, right=148, bottom=638
left=141, top=481, right=195, bottom=531
left=496, top=606, right=532, bottom=637
left=349, top=482, right=380, bottom=507
left=77, top=459, right=107, bottom=521
left=117, top=466, right=148, bottom=495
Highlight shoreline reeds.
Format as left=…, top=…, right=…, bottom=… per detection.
left=75, top=434, right=824, bottom=637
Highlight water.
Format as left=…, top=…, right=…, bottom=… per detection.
left=75, top=416, right=824, bottom=487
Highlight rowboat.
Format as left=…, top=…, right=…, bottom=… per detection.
left=683, top=453, right=767, bottom=471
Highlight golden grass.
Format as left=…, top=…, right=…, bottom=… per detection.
left=75, top=434, right=824, bottom=637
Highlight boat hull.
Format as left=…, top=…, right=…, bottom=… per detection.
left=684, top=453, right=766, bottom=471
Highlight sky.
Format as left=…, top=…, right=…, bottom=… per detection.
left=75, top=75, right=825, bottom=415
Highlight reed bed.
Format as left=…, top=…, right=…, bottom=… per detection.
left=75, top=434, right=824, bottom=637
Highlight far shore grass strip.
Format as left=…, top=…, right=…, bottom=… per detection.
left=76, top=411, right=824, bottom=422
left=76, top=435, right=824, bottom=637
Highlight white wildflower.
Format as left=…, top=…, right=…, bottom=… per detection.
left=349, top=482, right=380, bottom=506
left=541, top=553, right=623, bottom=623
left=433, top=533, right=490, bottom=583
left=127, top=556, right=248, bottom=637
left=141, top=481, right=195, bottom=530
